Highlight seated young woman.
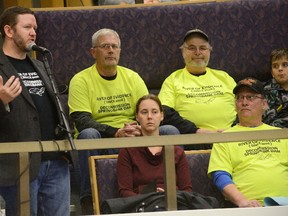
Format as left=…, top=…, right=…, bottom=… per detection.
left=116, top=94, right=192, bottom=197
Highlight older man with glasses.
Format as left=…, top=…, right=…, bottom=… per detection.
left=208, top=77, right=288, bottom=208
left=68, top=28, right=179, bottom=214
left=158, top=29, right=237, bottom=150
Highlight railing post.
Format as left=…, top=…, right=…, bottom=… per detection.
left=163, top=145, right=177, bottom=211
left=18, top=152, right=30, bottom=216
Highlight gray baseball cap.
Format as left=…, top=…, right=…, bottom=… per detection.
left=184, top=29, right=209, bottom=42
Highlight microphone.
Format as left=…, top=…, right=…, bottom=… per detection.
left=28, top=42, right=49, bottom=53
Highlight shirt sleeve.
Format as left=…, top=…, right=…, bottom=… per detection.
left=211, top=171, right=234, bottom=191
left=117, top=148, right=138, bottom=197
left=208, top=142, right=233, bottom=177
left=70, top=111, right=118, bottom=138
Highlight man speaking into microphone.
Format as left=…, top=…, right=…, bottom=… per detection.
left=0, top=6, right=70, bottom=216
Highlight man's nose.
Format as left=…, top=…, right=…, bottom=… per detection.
left=241, top=97, right=249, bottom=105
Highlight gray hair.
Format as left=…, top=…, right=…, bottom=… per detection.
left=91, top=28, right=121, bottom=47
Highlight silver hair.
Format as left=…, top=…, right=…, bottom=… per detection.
left=91, top=28, right=121, bottom=47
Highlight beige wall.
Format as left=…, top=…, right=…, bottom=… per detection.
left=2, top=0, right=93, bottom=9
left=3, top=0, right=32, bottom=8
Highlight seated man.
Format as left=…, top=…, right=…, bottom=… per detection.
left=68, top=28, right=178, bottom=214
left=263, top=48, right=288, bottom=128
left=158, top=29, right=236, bottom=149
left=208, top=77, right=288, bottom=207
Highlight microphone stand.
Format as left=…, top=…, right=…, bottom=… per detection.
left=40, top=52, right=76, bottom=151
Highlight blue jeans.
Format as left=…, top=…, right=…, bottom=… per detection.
left=77, top=125, right=180, bottom=200
left=30, top=159, right=70, bottom=216
left=159, top=125, right=180, bottom=135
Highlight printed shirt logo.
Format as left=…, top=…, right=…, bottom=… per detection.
left=238, top=139, right=281, bottom=159
left=29, top=87, right=45, bottom=96
left=18, top=72, right=45, bottom=96
left=97, top=93, right=132, bottom=113
left=183, top=85, right=224, bottom=104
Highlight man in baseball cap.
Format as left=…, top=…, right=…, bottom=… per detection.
left=158, top=28, right=236, bottom=150
left=208, top=76, right=288, bottom=208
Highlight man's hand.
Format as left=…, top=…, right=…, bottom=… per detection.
left=0, top=75, right=22, bottom=105
left=156, top=187, right=164, bottom=192
left=144, top=0, right=160, bottom=3
left=115, top=121, right=142, bottom=137
left=196, top=128, right=225, bottom=133
left=222, top=184, right=263, bottom=208
left=238, top=199, right=262, bottom=208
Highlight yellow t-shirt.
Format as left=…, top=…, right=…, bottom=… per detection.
left=208, top=124, right=288, bottom=205
left=68, top=65, right=148, bottom=132
left=158, top=67, right=236, bottom=130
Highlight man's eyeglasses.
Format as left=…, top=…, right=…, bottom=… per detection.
left=235, top=95, right=264, bottom=102
left=94, top=44, right=120, bottom=50
left=183, top=45, right=210, bottom=52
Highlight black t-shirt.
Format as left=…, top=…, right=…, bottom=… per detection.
left=8, top=56, right=62, bottom=160
left=7, top=55, right=58, bottom=140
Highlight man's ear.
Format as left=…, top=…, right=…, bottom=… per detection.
left=90, top=47, right=96, bottom=58
left=262, top=99, right=268, bottom=111
left=3, top=25, right=13, bottom=38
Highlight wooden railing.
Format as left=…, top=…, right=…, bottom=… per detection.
left=31, top=0, right=230, bottom=11
left=1, top=129, right=288, bottom=215
left=2, top=0, right=231, bottom=9
left=3, top=0, right=230, bottom=11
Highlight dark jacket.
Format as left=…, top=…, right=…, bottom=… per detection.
left=263, top=78, right=288, bottom=128
left=101, top=191, right=220, bottom=214
left=0, top=50, right=61, bottom=186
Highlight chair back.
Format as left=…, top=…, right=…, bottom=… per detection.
left=89, top=154, right=118, bottom=214
left=89, top=150, right=225, bottom=214
left=185, top=150, right=225, bottom=205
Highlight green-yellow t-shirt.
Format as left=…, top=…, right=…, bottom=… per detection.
left=208, top=124, right=288, bottom=205
left=158, top=67, right=236, bottom=130
left=68, top=65, right=148, bottom=134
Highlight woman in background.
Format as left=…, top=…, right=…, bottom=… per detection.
left=117, top=94, right=192, bottom=197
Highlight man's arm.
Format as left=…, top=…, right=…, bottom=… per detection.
left=212, top=171, right=262, bottom=207
left=162, top=105, right=199, bottom=134
left=222, top=184, right=262, bottom=207
left=71, top=112, right=142, bottom=138
left=71, top=111, right=118, bottom=138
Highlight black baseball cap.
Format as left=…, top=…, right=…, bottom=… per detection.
left=233, top=77, right=264, bottom=95
left=184, top=29, right=209, bottom=42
